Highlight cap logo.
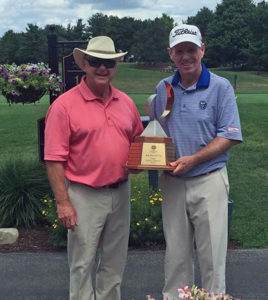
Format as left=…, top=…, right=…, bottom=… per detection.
left=172, top=28, right=197, bottom=38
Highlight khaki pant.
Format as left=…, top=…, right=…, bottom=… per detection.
left=66, top=180, right=130, bottom=300
left=160, top=167, right=229, bottom=299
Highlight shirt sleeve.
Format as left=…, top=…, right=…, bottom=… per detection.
left=216, top=82, right=243, bottom=142
left=44, top=100, right=71, bottom=161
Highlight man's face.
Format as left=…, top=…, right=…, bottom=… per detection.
left=83, top=56, right=117, bottom=88
left=168, top=42, right=205, bottom=80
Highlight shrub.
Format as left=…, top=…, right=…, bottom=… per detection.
left=42, top=198, right=67, bottom=249
left=130, top=186, right=164, bottom=247
left=0, top=157, right=51, bottom=228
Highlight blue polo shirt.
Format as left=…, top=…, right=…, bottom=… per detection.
left=153, top=63, right=242, bottom=177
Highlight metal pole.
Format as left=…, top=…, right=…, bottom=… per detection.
left=47, top=25, right=59, bottom=104
left=234, top=74, right=237, bottom=90
left=148, top=170, right=159, bottom=191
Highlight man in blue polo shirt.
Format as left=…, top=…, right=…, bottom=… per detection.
left=152, top=24, right=242, bottom=299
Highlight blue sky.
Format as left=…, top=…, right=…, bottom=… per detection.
left=0, top=0, right=265, bottom=37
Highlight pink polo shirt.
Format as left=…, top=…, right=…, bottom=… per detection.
left=44, top=77, right=143, bottom=187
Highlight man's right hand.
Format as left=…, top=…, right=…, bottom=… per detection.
left=57, top=201, right=77, bottom=230
left=46, top=161, right=78, bottom=231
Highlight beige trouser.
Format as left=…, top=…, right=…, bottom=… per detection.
left=160, top=167, right=229, bottom=300
left=66, top=180, right=130, bottom=300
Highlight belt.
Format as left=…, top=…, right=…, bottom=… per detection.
left=165, top=168, right=221, bottom=178
left=100, top=179, right=128, bottom=189
left=194, top=168, right=221, bottom=177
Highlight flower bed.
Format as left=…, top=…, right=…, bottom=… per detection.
left=0, top=63, right=64, bottom=104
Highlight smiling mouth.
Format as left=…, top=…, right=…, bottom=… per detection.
left=181, top=62, right=192, bottom=67
left=96, top=73, right=108, bottom=77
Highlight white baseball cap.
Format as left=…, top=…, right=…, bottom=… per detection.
left=169, top=24, right=202, bottom=48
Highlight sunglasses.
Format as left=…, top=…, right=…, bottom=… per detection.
left=87, top=57, right=116, bottom=69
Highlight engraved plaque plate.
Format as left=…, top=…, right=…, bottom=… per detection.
left=126, top=136, right=176, bottom=171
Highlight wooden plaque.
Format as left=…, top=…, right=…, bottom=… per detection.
left=126, top=136, right=176, bottom=170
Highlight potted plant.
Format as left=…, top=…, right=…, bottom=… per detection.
left=0, top=62, right=64, bottom=104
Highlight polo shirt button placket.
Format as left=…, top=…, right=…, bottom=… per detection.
left=181, top=91, right=187, bottom=112
left=106, top=114, right=113, bottom=126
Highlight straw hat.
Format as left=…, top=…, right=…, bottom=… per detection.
left=73, top=36, right=128, bottom=69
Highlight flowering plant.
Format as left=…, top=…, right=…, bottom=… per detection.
left=178, top=285, right=241, bottom=300
left=130, top=187, right=164, bottom=247
left=0, top=62, right=64, bottom=104
left=146, top=285, right=241, bottom=300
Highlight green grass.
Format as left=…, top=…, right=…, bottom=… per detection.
left=211, top=69, right=268, bottom=93
left=113, top=63, right=164, bottom=93
left=0, top=95, right=49, bottom=162
left=0, top=63, right=267, bottom=248
left=227, top=95, right=268, bottom=248
left=113, top=63, right=268, bottom=94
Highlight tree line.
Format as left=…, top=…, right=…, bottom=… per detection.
left=0, top=0, right=267, bottom=71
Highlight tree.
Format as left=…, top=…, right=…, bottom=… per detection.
left=187, top=7, right=215, bottom=41
left=0, top=30, right=23, bottom=64
left=86, top=13, right=110, bottom=38
left=66, top=19, right=87, bottom=40
left=15, top=24, right=47, bottom=64
left=246, top=1, right=268, bottom=71
left=131, top=14, right=174, bottom=63
left=205, top=0, right=255, bottom=69
left=107, top=16, right=139, bottom=57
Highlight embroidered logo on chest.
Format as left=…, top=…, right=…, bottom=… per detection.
left=199, top=100, right=207, bottom=110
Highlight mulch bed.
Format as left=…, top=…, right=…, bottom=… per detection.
left=0, top=228, right=61, bottom=253
left=0, top=228, right=242, bottom=253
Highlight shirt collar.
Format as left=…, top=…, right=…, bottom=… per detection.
left=171, top=62, right=210, bottom=89
left=78, top=76, right=120, bottom=102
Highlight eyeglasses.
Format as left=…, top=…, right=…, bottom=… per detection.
left=87, top=57, right=116, bottom=69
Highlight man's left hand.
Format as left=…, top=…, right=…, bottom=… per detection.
left=170, top=156, right=196, bottom=175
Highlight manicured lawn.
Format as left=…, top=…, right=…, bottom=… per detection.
left=227, top=95, right=268, bottom=247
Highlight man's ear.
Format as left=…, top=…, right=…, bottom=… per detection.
left=79, top=56, right=89, bottom=72
left=201, top=43, right=205, bottom=58
left=168, top=47, right=174, bottom=61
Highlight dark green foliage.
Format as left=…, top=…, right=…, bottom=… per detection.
left=86, top=12, right=110, bottom=37
left=16, top=24, right=47, bottom=64
left=187, top=6, right=215, bottom=40
left=131, top=14, right=173, bottom=63
left=129, top=185, right=164, bottom=247
left=42, top=198, right=67, bottom=249
left=1, top=6, right=268, bottom=69
left=0, top=30, right=24, bottom=64
left=205, top=0, right=255, bottom=68
left=0, top=158, right=51, bottom=228
left=246, top=1, right=268, bottom=71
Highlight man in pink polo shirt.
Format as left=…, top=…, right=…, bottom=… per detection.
left=44, top=36, right=143, bottom=300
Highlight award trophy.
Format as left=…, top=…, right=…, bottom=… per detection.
left=126, top=82, right=176, bottom=171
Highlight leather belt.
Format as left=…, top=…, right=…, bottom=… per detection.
left=165, top=168, right=221, bottom=178
left=100, top=179, right=128, bottom=189
left=194, top=168, right=221, bottom=177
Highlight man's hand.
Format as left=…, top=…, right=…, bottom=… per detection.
left=169, top=137, right=240, bottom=175
left=57, top=201, right=77, bottom=230
left=170, top=156, right=196, bottom=175
left=46, top=161, right=78, bottom=231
